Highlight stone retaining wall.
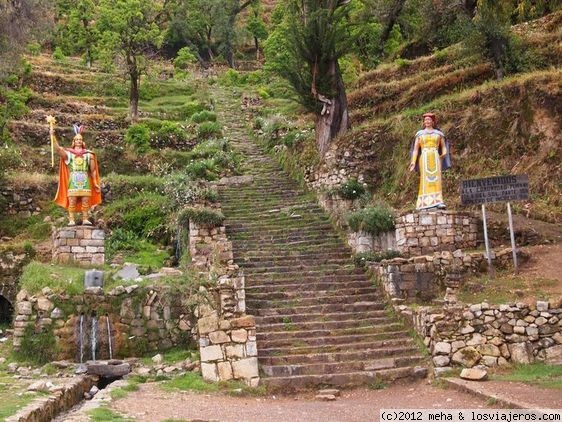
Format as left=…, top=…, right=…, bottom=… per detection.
left=188, top=216, right=259, bottom=387
left=396, top=301, right=562, bottom=373
left=348, top=230, right=397, bottom=253
left=13, top=285, right=195, bottom=359
left=370, top=248, right=523, bottom=302
left=396, top=211, right=481, bottom=257
left=5, top=375, right=96, bottom=422
left=53, top=226, right=105, bottom=266
left=0, top=186, right=46, bottom=216
left=0, top=249, right=29, bottom=306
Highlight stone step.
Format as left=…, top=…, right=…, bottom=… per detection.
left=260, top=366, right=421, bottom=391
left=256, top=323, right=402, bottom=342
left=242, top=266, right=363, bottom=276
left=247, top=292, right=380, bottom=309
left=257, top=328, right=405, bottom=350
left=252, top=301, right=386, bottom=317
left=247, top=286, right=378, bottom=300
left=260, top=354, right=425, bottom=377
left=233, top=239, right=346, bottom=252
left=245, top=278, right=373, bottom=293
left=235, top=250, right=351, bottom=262
left=230, top=232, right=342, bottom=243
left=226, top=223, right=334, bottom=234
left=235, top=257, right=351, bottom=268
left=257, top=315, right=390, bottom=332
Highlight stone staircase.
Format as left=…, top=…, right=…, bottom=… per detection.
left=216, top=96, right=428, bottom=390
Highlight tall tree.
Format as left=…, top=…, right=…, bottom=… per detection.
left=246, top=3, right=268, bottom=60
left=96, top=0, right=164, bottom=120
left=266, top=0, right=352, bottom=156
left=54, top=0, right=99, bottom=67
left=0, top=0, right=51, bottom=75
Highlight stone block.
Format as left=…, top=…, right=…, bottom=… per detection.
left=200, top=345, right=223, bottom=362
left=433, top=355, right=450, bottom=367
left=58, top=230, right=76, bottom=239
left=92, top=230, right=105, bottom=240
left=460, top=368, right=488, bottom=380
left=544, top=345, right=562, bottom=363
left=477, top=344, right=501, bottom=357
left=245, top=340, right=258, bottom=357
left=198, top=314, right=219, bottom=335
left=451, top=347, right=481, bottom=367
left=230, top=315, right=255, bottom=328
left=201, top=362, right=219, bottom=382
left=231, top=329, right=248, bottom=343
left=232, top=357, right=259, bottom=380
left=433, top=341, right=451, bottom=355
left=71, top=246, right=86, bottom=253
left=217, top=361, right=234, bottom=381
left=225, top=344, right=245, bottom=359
left=209, top=330, right=230, bottom=344
left=508, top=343, right=532, bottom=364
left=37, top=297, right=54, bottom=312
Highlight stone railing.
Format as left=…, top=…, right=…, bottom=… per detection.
left=396, top=300, right=562, bottom=374
left=13, top=285, right=194, bottom=358
left=188, top=217, right=259, bottom=387
left=396, top=211, right=481, bottom=257
left=52, top=226, right=105, bottom=266
left=369, top=248, right=525, bottom=303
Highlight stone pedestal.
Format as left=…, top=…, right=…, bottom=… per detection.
left=396, top=210, right=480, bottom=257
left=52, top=226, right=105, bottom=266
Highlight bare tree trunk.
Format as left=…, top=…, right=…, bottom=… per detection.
left=127, top=55, right=139, bottom=120
left=315, top=60, right=349, bottom=156
left=378, top=0, right=407, bottom=53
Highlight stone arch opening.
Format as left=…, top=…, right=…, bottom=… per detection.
left=0, top=295, right=14, bottom=325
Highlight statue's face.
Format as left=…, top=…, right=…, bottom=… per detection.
left=73, top=136, right=84, bottom=149
left=423, top=116, right=434, bottom=129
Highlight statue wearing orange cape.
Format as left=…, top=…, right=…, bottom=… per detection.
left=52, top=124, right=102, bottom=226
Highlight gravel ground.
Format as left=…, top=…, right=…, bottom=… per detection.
left=112, top=379, right=493, bottom=422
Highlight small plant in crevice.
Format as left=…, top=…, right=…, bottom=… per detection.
left=337, top=179, right=366, bottom=200
left=354, top=250, right=402, bottom=267
left=15, top=324, right=58, bottom=365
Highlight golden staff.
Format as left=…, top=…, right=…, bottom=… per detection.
left=46, top=115, right=56, bottom=167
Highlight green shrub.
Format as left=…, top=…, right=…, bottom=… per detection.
left=16, top=325, right=58, bottom=365
left=0, top=146, right=22, bottom=180
left=181, top=101, right=205, bottom=119
left=103, top=193, right=171, bottom=241
left=347, top=205, right=395, bottom=235
left=178, top=207, right=224, bottom=228
left=155, top=121, right=187, bottom=142
left=218, top=68, right=243, bottom=86
left=197, top=121, right=222, bottom=139
left=337, top=179, right=366, bottom=200
left=106, top=228, right=168, bottom=267
left=185, top=159, right=219, bottom=181
left=27, top=42, right=41, bottom=56
left=257, top=87, right=270, bottom=99
left=173, top=47, right=197, bottom=70
left=103, top=173, right=164, bottom=198
left=191, top=110, right=217, bottom=123
left=52, top=47, right=65, bottom=61
left=125, top=124, right=151, bottom=153
left=354, top=250, right=402, bottom=266
left=190, top=139, right=228, bottom=159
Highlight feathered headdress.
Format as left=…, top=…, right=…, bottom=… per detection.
left=72, top=124, right=85, bottom=136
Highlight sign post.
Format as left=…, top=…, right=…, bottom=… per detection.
left=461, top=175, right=529, bottom=274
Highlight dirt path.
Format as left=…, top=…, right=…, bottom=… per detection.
left=112, top=380, right=491, bottom=422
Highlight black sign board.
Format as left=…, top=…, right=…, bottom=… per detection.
left=461, top=175, right=529, bottom=205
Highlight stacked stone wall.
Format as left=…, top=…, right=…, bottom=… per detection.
left=396, top=211, right=481, bottom=256
left=397, top=301, right=562, bottom=373
left=13, top=285, right=194, bottom=359
left=53, top=226, right=105, bottom=266
left=188, top=216, right=259, bottom=387
left=348, top=230, right=397, bottom=253
left=370, top=248, right=523, bottom=302
left=0, top=249, right=29, bottom=305
left=0, top=186, right=46, bottom=216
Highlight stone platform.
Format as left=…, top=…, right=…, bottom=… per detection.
left=52, top=226, right=105, bottom=266
left=396, top=210, right=481, bottom=257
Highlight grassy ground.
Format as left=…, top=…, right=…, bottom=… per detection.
left=458, top=271, right=559, bottom=304
left=491, top=363, right=562, bottom=390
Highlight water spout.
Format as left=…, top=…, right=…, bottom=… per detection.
left=91, top=313, right=97, bottom=361
left=106, top=314, right=113, bottom=360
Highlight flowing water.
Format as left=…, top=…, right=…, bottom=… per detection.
left=106, top=315, right=113, bottom=360
left=91, top=315, right=97, bottom=361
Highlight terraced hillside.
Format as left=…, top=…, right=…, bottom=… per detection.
left=308, top=12, right=562, bottom=223
left=215, top=90, right=427, bottom=390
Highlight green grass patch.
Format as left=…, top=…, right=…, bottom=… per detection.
left=178, top=207, right=225, bottom=228
left=163, top=372, right=220, bottom=392
left=0, top=214, right=52, bottom=240
left=20, top=261, right=85, bottom=295
left=139, top=348, right=196, bottom=366
left=458, top=272, right=557, bottom=304
left=492, top=363, right=562, bottom=390
left=88, top=407, right=133, bottom=421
